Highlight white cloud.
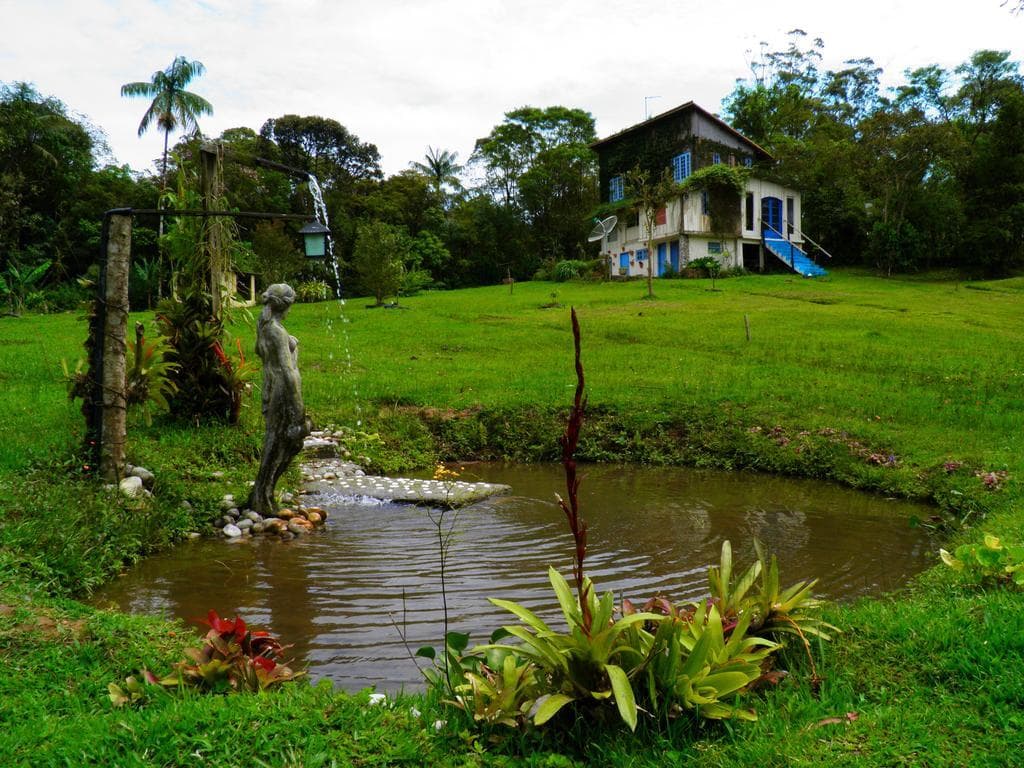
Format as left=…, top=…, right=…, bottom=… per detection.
left=3, top=0, right=1022, bottom=176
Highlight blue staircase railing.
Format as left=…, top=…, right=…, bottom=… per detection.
left=762, top=224, right=827, bottom=277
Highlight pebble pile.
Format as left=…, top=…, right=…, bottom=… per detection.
left=191, top=428, right=509, bottom=541
left=212, top=492, right=329, bottom=541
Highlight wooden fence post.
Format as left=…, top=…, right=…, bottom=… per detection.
left=100, top=213, right=131, bottom=482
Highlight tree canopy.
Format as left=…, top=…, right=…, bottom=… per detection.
left=120, top=56, right=212, bottom=186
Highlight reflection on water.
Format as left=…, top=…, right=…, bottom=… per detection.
left=90, top=463, right=934, bottom=692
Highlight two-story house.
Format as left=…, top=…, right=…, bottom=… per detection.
left=591, top=101, right=826, bottom=278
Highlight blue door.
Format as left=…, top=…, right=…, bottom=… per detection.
left=657, top=243, right=667, bottom=276
left=761, top=197, right=782, bottom=237
left=619, top=252, right=629, bottom=273
left=670, top=241, right=680, bottom=271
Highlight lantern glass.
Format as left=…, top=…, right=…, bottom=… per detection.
left=299, top=220, right=330, bottom=259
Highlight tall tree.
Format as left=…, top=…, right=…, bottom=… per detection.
left=259, top=115, right=381, bottom=189
left=624, top=167, right=675, bottom=299
left=120, top=56, right=213, bottom=189
left=472, top=106, right=597, bottom=263
left=0, top=82, right=95, bottom=276
left=410, top=146, right=463, bottom=200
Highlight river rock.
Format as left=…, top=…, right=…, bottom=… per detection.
left=263, top=518, right=287, bottom=535
left=244, top=511, right=263, bottom=523
left=220, top=496, right=236, bottom=511
left=236, top=518, right=253, bottom=531
left=277, top=508, right=296, bottom=520
left=119, top=476, right=144, bottom=498
left=306, top=511, right=323, bottom=525
left=222, top=524, right=242, bottom=538
left=130, top=466, right=155, bottom=489
left=252, top=522, right=265, bottom=534
left=287, top=519, right=313, bottom=535
left=280, top=492, right=294, bottom=504
left=304, top=506, right=327, bottom=521
left=221, top=515, right=235, bottom=527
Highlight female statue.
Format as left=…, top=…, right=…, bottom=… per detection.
left=249, top=283, right=310, bottom=515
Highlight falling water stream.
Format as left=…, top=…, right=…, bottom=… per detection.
left=307, top=175, right=362, bottom=427
left=91, top=463, right=935, bottom=693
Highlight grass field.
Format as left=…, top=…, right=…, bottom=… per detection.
left=1, top=269, right=1023, bottom=766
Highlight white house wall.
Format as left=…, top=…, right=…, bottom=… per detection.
left=743, top=178, right=803, bottom=242
left=690, top=112, right=751, bottom=156
left=601, top=177, right=802, bottom=277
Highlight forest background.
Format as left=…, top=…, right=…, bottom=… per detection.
left=2, top=33, right=1023, bottom=314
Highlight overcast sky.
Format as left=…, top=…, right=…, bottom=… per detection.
left=3, top=0, right=1023, bottom=178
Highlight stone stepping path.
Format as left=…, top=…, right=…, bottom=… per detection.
left=301, top=434, right=510, bottom=508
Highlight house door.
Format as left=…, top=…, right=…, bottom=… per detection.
left=761, top=197, right=782, bottom=237
left=619, top=252, right=629, bottom=274
left=657, top=243, right=667, bottom=276
left=670, top=241, right=680, bottom=271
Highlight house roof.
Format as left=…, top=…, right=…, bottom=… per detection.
left=590, top=101, right=773, bottom=160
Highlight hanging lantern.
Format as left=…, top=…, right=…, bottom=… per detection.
left=299, top=220, right=330, bottom=259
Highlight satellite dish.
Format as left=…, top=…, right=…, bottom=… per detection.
left=587, top=215, right=619, bottom=242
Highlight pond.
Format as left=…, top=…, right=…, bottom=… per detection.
left=91, top=463, right=935, bottom=692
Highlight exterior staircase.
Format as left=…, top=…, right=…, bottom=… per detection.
left=764, top=236, right=828, bottom=277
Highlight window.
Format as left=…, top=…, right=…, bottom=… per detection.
left=655, top=207, right=666, bottom=226
left=672, top=151, right=691, bottom=182
left=609, top=175, right=624, bottom=202
left=607, top=226, right=618, bottom=242
left=701, top=190, right=709, bottom=216
left=712, top=152, right=721, bottom=165
left=729, top=154, right=736, bottom=166
left=707, top=241, right=722, bottom=255
left=745, top=192, right=754, bottom=231
left=636, top=248, right=648, bottom=262
left=743, top=156, right=753, bottom=168
left=628, top=211, right=640, bottom=227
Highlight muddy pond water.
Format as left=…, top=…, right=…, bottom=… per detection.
left=92, top=463, right=935, bottom=692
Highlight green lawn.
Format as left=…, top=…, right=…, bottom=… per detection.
left=1, top=269, right=1023, bottom=766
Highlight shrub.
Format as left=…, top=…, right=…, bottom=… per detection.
left=553, top=259, right=604, bottom=282
left=28, top=280, right=92, bottom=313
left=400, top=268, right=434, bottom=296
left=941, top=533, right=1024, bottom=587
left=687, top=256, right=720, bottom=276
left=295, top=280, right=331, bottom=303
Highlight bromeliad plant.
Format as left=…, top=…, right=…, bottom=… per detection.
left=109, top=610, right=303, bottom=706
left=442, top=309, right=835, bottom=734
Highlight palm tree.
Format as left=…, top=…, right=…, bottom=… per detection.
left=121, top=56, right=213, bottom=189
left=410, top=146, right=463, bottom=199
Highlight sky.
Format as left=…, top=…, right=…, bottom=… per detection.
left=3, top=0, right=1023, bottom=179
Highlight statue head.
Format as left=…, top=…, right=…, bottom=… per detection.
left=261, top=283, right=296, bottom=312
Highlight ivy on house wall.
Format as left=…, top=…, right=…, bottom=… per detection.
left=678, top=165, right=748, bottom=237
left=595, top=108, right=761, bottom=206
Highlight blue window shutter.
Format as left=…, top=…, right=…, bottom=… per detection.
left=609, top=176, right=623, bottom=202
left=743, top=156, right=753, bottom=168
left=713, top=152, right=721, bottom=165
left=672, top=152, right=691, bottom=182
left=701, top=190, right=709, bottom=215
